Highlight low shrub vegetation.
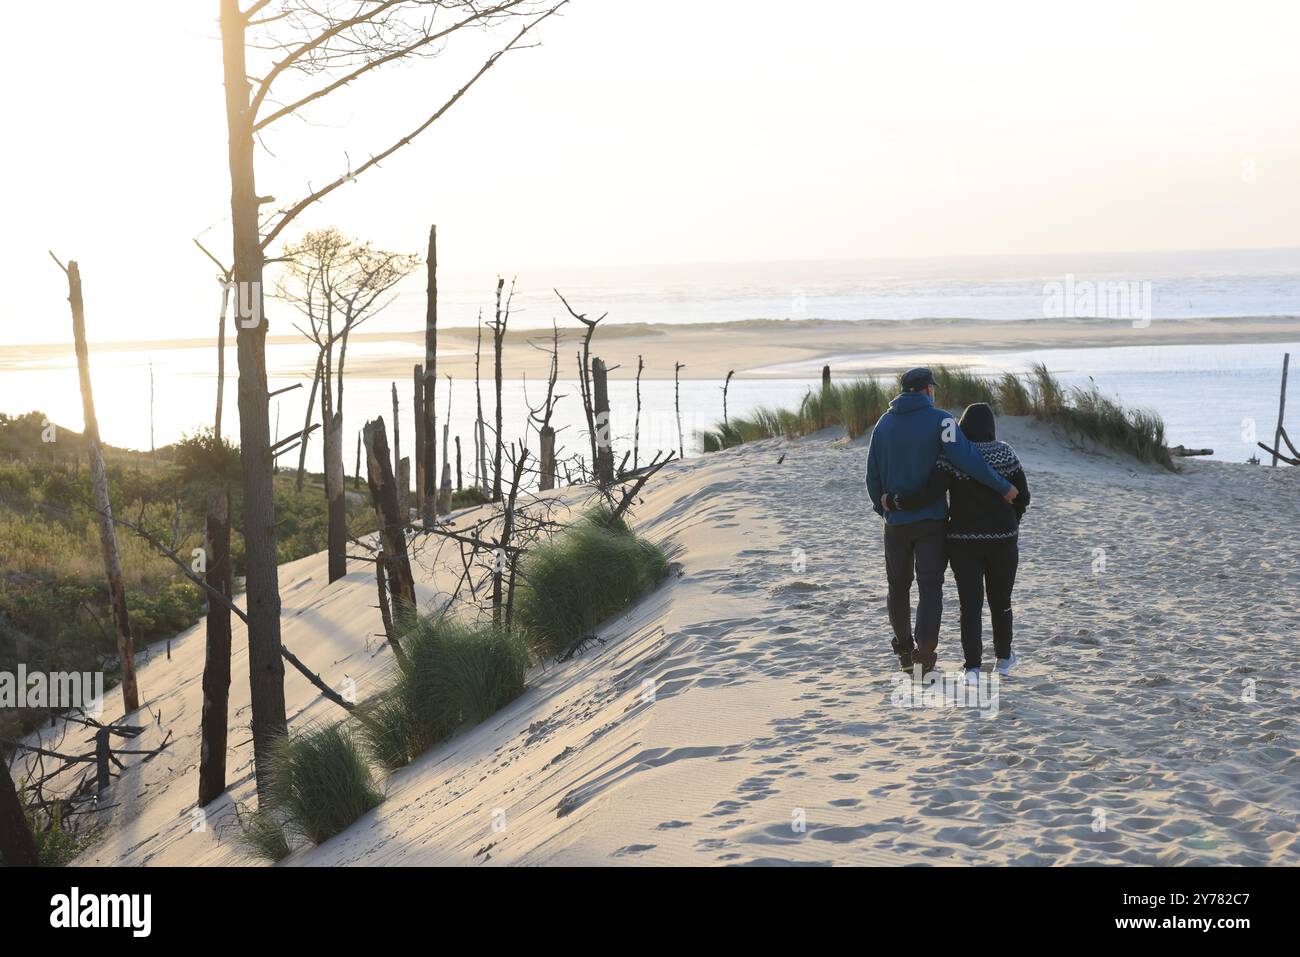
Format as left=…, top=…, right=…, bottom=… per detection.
left=0, top=416, right=377, bottom=740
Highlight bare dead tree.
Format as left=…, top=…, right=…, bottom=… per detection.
left=217, top=0, right=566, bottom=788
left=421, top=224, right=439, bottom=525
left=528, top=320, right=565, bottom=490
left=555, top=289, right=606, bottom=469
left=489, top=278, right=516, bottom=501
left=634, top=353, right=643, bottom=470
left=295, top=349, right=324, bottom=490
left=474, top=311, right=486, bottom=490
left=50, top=254, right=140, bottom=715
left=413, top=363, right=425, bottom=506
left=194, top=238, right=234, bottom=443
left=278, top=227, right=420, bottom=582
left=722, top=369, right=735, bottom=428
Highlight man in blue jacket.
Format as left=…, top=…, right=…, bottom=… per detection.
left=865, top=368, right=1018, bottom=676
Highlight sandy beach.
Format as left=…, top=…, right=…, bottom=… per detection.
left=7, top=315, right=1300, bottom=382
left=50, top=414, right=1298, bottom=867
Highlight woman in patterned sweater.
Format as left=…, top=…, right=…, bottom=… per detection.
left=885, top=403, right=1030, bottom=679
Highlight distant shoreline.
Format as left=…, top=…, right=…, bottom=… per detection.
left=4, top=314, right=1299, bottom=380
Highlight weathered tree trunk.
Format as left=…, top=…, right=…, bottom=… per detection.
left=63, top=259, right=139, bottom=714
left=492, top=279, right=506, bottom=502
left=198, top=489, right=232, bottom=807
left=220, top=0, right=287, bottom=790
left=674, top=361, right=685, bottom=460
left=634, top=354, right=643, bottom=470
left=723, top=369, right=735, bottom=428
left=391, top=381, right=401, bottom=497
left=592, top=357, right=614, bottom=484
left=364, top=419, right=416, bottom=618
left=539, top=426, right=556, bottom=491
left=215, top=280, right=230, bottom=442
left=474, top=318, right=486, bottom=490
left=323, top=412, right=347, bottom=583
left=354, top=430, right=362, bottom=489
left=455, top=435, right=462, bottom=490
left=492, top=450, right=528, bottom=627
left=413, top=363, right=425, bottom=509
left=398, top=457, right=410, bottom=519
left=0, top=759, right=37, bottom=867
left=421, top=226, right=439, bottom=525
left=295, top=351, right=323, bottom=491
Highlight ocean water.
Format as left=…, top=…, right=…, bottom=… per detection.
left=1, top=338, right=1293, bottom=469
left=3, top=248, right=1296, bottom=468
left=389, top=247, right=1300, bottom=331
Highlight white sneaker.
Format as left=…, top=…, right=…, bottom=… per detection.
left=995, top=651, right=1018, bottom=676
left=964, top=668, right=980, bottom=686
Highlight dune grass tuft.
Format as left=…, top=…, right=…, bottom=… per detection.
left=515, top=510, right=671, bottom=660
left=238, top=806, right=293, bottom=864
left=702, top=379, right=890, bottom=449
left=262, top=723, right=384, bottom=847
left=1055, top=382, right=1172, bottom=468
left=357, top=615, right=530, bottom=771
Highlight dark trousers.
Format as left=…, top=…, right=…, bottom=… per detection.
left=883, top=519, right=947, bottom=669
left=948, top=538, right=1019, bottom=669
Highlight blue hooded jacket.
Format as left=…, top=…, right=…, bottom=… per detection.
left=865, top=391, right=1012, bottom=525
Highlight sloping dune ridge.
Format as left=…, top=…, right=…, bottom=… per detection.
left=58, top=417, right=1300, bottom=866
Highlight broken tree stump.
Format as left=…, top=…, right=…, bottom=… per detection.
left=364, top=418, right=417, bottom=619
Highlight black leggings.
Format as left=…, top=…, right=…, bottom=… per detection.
left=947, top=539, right=1018, bottom=669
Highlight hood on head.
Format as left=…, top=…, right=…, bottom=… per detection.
left=888, top=391, right=934, bottom=414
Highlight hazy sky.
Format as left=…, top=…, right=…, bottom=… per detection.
left=2, top=0, right=1298, bottom=345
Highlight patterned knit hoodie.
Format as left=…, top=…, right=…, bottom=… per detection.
left=895, top=439, right=1030, bottom=541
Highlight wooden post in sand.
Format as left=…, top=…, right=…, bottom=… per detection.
left=723, top=369, right=735, bottom=428
left=198, top=488, right=232, bottom=807
left=437, top=421, right=453, bottom=514
left=822, top=364, right=832, bottom=394
left=364, top=419, right=416, bottom=616
left=592, top=358, right=614, bottom=483
left=56, top=255, right=139, bottom=714
left=539, top=426, right=556, bottom=491
left=1271, top=353, right=1290, bottom=467
left=674, top=362, right=686, bottom=460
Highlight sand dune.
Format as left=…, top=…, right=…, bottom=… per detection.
left=43, top=415, right=1300, bottom=866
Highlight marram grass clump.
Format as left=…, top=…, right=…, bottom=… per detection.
left=356, top=614, right=530, bottom=771
left=261, top=723, right=384, bottom=849
left=237, top=806, right=293, bottom=864
left=702, top=363, right=1175, bottom=470
left=515, top=507, right=672, bottom=660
